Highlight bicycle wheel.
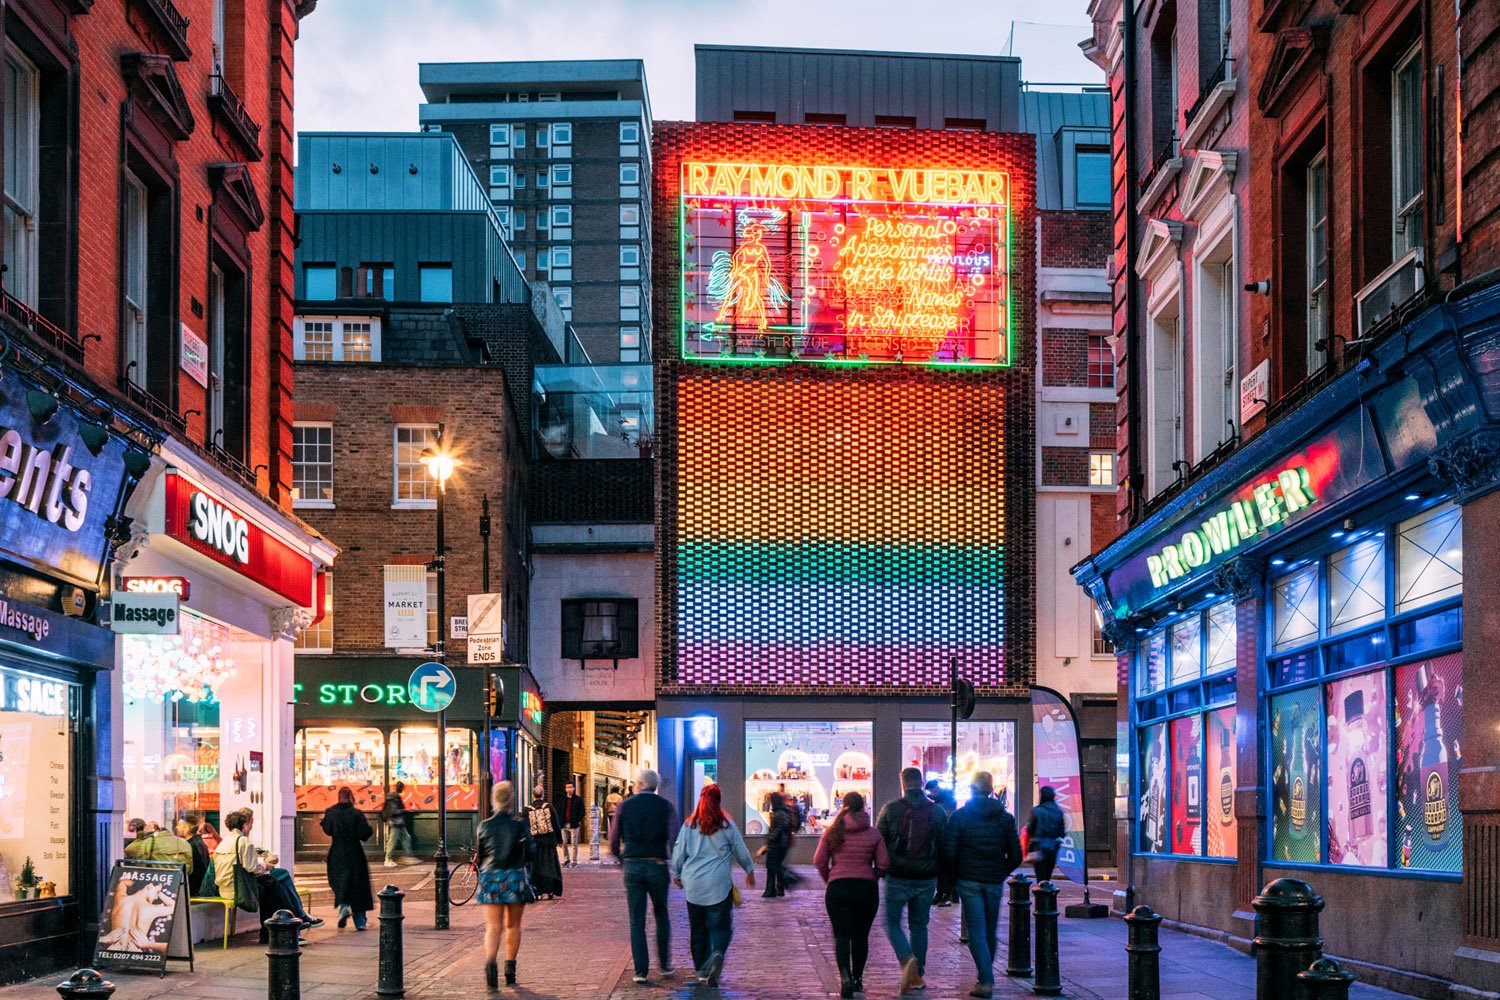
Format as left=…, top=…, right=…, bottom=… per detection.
left=449, top=849, right=478, bottom=905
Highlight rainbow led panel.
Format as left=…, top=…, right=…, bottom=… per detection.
left=674, top=371, right=1010, bottom=688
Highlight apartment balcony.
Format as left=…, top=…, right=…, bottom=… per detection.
left=129, top=0, right=192, bottom=61
left=1, top=289, right=87, bottom=365
left=1182, top=54, right=1236, bottom=150
left=209, top=73, right=264, bottom=161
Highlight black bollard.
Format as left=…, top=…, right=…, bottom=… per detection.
left=1125, top=905, right=1162, bottom=1000
left=378, top=884, right=406, bottom=998
left=1006, top=873, right=1033, bottom=977
left=1032, top=880, right=1062, bottom=996
left=265, top=909, right=303, bottom=1000
left=1297, top=958, right=1355, bottom=1000
left=1252, top=878, right=1324, bottom=1000
left=54, top=969, right=115, bottom=999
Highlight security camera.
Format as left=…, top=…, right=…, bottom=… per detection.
left=1244, top=280, right=1271, bottom=295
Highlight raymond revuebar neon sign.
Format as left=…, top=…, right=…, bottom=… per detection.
left=1145, top=467, right=1318, bottom=589
left=680, top=161, right=1012, bottom=367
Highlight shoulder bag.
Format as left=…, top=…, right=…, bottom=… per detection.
left=232, top=835, right=261, bottom=913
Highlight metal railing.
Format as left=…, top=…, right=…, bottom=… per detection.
left=209, top=72, right=263, bottom=157
left=1, top=289, right=85, bottom=364
left=1139, top=135, right=1180, bottom=193
left=1186, top=54, right=1234, bottom=130
left=135, top=0, right=192, bottom=58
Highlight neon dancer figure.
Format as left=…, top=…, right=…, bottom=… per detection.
left=708, top=220, right=787, bottom=334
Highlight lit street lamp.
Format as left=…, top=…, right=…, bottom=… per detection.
left=420, top=430, right=461, bottom=930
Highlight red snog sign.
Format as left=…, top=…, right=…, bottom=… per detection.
left=163, top=472, right=314, bottom=606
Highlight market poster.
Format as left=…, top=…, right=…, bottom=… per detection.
left=1327, top=670, right=1389, bottom=867
left=1395, top=652, right=1463, bottom=872
left=1271, top=688, right=1322, bottom=863
left=383, top=564, right=428, bottom=648
left=1138, top=723, right=1168, bottom=853
left=1169, top=714, right=1202, bottom=855
left=94, top=862, right=191, bottom=972
left=1205, top=707, right=1237, bottom=858
left=744, top=721, right=873, bottom=836
left=1031, top=688, right=1086, bottom=883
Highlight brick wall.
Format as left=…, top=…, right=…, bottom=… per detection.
left=1039, top=210, right=1111, bottom=269
left=1042, top=329, right=1089, bottom=386
left=1041, top=446, right=1089, bottom=487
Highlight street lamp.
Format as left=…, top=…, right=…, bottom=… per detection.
left=420, top=430, right=460, bottom=930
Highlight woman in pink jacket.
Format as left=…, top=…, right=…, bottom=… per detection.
left=813, top=791, right=889, bottom=999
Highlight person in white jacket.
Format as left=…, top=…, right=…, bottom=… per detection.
left=671, top=783, right=756, bottom=987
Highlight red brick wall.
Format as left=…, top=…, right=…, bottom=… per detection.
left=1042, top=329, right=1089, bottom=386
left=1039, top=210, right=1111, bottom=269
left=1041, top=446, right=1089, bottom=487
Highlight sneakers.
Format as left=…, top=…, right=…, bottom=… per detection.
left=660, top=966, right=677, bottom=977
left=900, top=955, right=920, bottom=992
left=384, top=859, right=398, bottom=868
left=632, top=973, right=650, bottom=984
left=301, top=916, right=325, bottom=929
left=969, top=984, right=993, bottom=999
left=337, top=905, right=350, bottom=929
left=702, top=951, right=724, bottom=988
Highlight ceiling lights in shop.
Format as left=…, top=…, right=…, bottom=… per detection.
left=122, top=624, right=236, bottom=704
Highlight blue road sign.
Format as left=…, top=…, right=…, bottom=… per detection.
left=408, top=661, right=456, bottom=713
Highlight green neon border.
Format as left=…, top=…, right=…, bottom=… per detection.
left=676, top=185, right=1015, bottom=370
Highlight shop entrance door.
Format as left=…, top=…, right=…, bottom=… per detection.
left=1081, top=739, right=1117, bottom=869
left=686, top=752, right=717, bottom=812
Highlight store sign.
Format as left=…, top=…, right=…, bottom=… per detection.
left=110, top=592, right=181, bottom=635
left=383, top=565, right=428, bottom=648
left=521, top=690, right=543, bottom=727
left=0, top=597, right=51, bottom=643
left=180, top=323, right=209, bottom=388
left=163, top=472, right=315, bottom=605
left=121, top=575, right=191, bottom=600
left=680, top=160, right=1012, bottom=367
left=0, top=667, right=68, bottom=716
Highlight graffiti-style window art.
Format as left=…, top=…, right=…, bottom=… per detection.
left=680, top=162, right=1011, bottom=366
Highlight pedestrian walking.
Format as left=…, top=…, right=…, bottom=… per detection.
left=1025, top=785, right=1068, bottom=883
left=382, top=781, right=413, bottom=867
left=477, top=781, right=535, bottom=989
left=924, top=779, right=959, bottom=907
left=320, top=787, right=374, bottom=930
left=756, top=790, right=795, bottom=897
left=940, top=771, right=1023, bottom=999
left=670, top=784, right=755, bottom=987
left=878, top=767, right=947, bottom=993
left=526, top=785, right=564, bottom=898
left=813, top=790, right=889, bottom=1000
left=557, top=781, right=585, bottom=867
left=609, top=767, right=681, bottom=984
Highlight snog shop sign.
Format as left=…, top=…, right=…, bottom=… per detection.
left=162, top=471, right=315, bottom=606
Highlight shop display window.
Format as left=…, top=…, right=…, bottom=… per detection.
left=1272, top=563, right=1320, bottom=651
left=1138, top=723, right=1168, bottom=854
left=1204, top=707, right=1237, bottom=858
left=1261, top=507, right=1462, bottom=875
left=1169, top=715, right=1203, bottom=854
left=0, top=669, right=76, bottom=898
left=900, top=721, right=1017, bottom=809
left=295, top=728, right=387, bottom=813
left=390, top=727, right=479, bottom=812
left=744, top=721, right=872, bottom=836
left=1137, top=631, right=1166, bottom=697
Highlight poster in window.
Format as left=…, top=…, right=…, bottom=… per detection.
left=1169, top=715, right=1202, bottom=854
left=1138, top=723, right=1168, bottom=854
left=1205, top=707, right=1237, bottom=858
left=1395, top=652, right=1463, bottom=872
left=1326, top=671, right=1389, bottom=867
left=1271, top=688, right=1322, bottom=863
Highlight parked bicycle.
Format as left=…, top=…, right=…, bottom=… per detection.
left=449, top=843, right=478, bottom=905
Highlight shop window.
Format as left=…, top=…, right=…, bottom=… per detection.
left=1092, top=607, right=1114, bottom=657
left=1328, top=536, right=1386, bottom=634
left=900, top=721, right=1017, bottom=809
left=1138, top=629, right=1167, bottom=697
left=390, top=727, right=478, bottom=811
left=1393, top=654, right=1461, bottom=872
left=744, top=721, right=872, bottom=836
left=1271, top=563, right=1320, bottom=650
left=1169, top=615, right=1202, bottom=685
left=294, top=728, right=385, bottom=813
left=1396, top=502, right=1462, bottom=612
left=293, top=316, right=380, bottom=362
left=561, top=598, right=639, bottom=658
left=296, top=576, right=333, bottom=652
left=393, top=424, right=439, bottom=507
left=291, top=423, right=333, bottom=506
left=0, top=667, right=77, bottom=897
left=418, top=264, right=452, bottom=304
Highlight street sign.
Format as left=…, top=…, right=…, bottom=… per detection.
left=467, top=593, right=504, bottom=665
left=408, top=661, right=456, bottom=713
left=451, top=616, right=468, bottom=638
left=110, top=592, right=181, bottom=635
left=468, top=634, right=503, bottom=664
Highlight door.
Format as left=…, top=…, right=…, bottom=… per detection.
left=1081, top=739, right=1117, bottom=869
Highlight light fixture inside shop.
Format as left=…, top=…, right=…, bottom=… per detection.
left=122, top=633, right=236, bottom=704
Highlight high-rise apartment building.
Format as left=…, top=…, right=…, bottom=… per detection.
left=419, top=60, right=653, bottom=364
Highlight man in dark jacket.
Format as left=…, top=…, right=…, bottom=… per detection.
left=175, top=816, right=212, bottom=896
left=609, top=768, right=681, bottom=984
left=924, top=779, right=959, bottom=906
left=1026, top=786, right=1068, bottom=883
left=940, top=771, right=1023, bottom=999
left=877, top=767, right=948, bottom=992
left=556, top=781, right=586, bottom=867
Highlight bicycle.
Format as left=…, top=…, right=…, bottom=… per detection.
left=449, top=843, right=478, bottom=905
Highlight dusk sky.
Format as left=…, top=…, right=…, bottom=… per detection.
left=296, top=0, right=1101, bottom=135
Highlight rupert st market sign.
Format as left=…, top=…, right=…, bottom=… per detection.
left=162, top=471, right=314, bottom=606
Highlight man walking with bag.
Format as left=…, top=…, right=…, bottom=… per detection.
left=382, top=781, right=413, bottom=868
left=877, top=767, right=947, bottom=993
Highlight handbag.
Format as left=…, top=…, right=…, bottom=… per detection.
left=231, top=836, right=261, bottom=913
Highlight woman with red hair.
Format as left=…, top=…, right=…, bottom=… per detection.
left=670, top=783, right=756, bottom=987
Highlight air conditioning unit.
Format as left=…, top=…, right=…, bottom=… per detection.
left=1356, top=248, right=1423, bottom=336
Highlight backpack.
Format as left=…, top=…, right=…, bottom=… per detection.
left=894, top=798, right=937, bottom=865
left=529, top=804, right=556, bottom=837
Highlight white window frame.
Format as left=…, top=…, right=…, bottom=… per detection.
left=295, top=573, right=333, bottom=653
left=393, top=423, right=439, bottom=509
left=552, top=206, right=573, bottom=227
left=513, top=126, right=526, bottom=149
left=1190, top=207, right=1237, bottom=462
left=211, top=0, right=226, bottom=73
left=291, top=422, right=335, bottom=509
left=1391, top=43, right=1424, bottom=258
left=620, top=246, right=641, bottom=267
left=1306, top=152, right=1329, bottom=373
left=208, top=263, right=226, bottom=447
left=1089, top=451, right=1115, bottom=487
left=489, top=123, right=511, bottom=146
left=122, top=171, right=149, bottom=390
left=489, top=164, right=512, bottom=187
left=1145, top=278, right=1185, bottom=499
left=293, top=315, right=382, bottom=362
left=620, top=163, right=640, bottom=184
left=550, top=164, right=572, bottom=186
left=619, top=121, right=640, bottom=144
left=551, top=122, right=572, bottom=146
left=3, top=47, right=40, bottom=309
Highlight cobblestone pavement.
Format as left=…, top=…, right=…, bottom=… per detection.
left=4, top=860, right=1418, bottom=999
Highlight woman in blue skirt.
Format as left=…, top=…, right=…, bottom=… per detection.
left=477, top=781, right=534, bottom=989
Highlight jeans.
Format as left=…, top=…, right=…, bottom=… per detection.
left=825, top=878, right=879, bottom=979
left=1033, top=846, right=1058, bottom=883
left=686, top=894, right=734, bottom=973
left=623, top=859, right=672, bottom=975
left=883, top=875, right=936, bottom=974
left=385, top=823, right=412, bottom=862
left=764, top=843, right=788, bottom=894
left=561, top=827, right=580, bottom=864
left=956, top=878, right=1005, bottom=985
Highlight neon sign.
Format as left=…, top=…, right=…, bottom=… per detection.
left=680, top=160, right=1011, bottom=367
left=522, top=691, right=543, bottom=727
left=1145, top=467, right=1318, bottom=589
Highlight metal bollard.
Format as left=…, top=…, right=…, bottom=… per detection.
left=1032, top=881, right=1062, bottom=996
left=1297, top=958, right=1355, bottom=1000
left=378, top=884, right=406, bottom=997
left=1253, top=878, right=1324, bottom=1000
left=1006, top=873, right=1033, bottom=977
left=590, top=803, right=602, bottom=861
left=265, top=909, right=302, bottom=1000
left=1125, top=905, right=1162, bottom=1000
left=54, top=969, right=115, bottom=999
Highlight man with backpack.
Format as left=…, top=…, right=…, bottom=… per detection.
left=876, top=767, right=947, bottom=993
left=382, top=781, right=413, bottom=867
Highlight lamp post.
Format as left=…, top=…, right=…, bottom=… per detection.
left=420, top=430, right=460, bottom=930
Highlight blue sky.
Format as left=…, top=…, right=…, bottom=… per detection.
left=296, top=0, right=1100, bottom=134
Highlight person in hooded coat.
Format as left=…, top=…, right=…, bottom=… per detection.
left=321, top=787, right=375, bottom=930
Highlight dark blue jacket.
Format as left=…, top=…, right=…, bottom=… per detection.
left=940, top=796, right=1023, bottom=884
left=608, top=792, right=680, bottom=859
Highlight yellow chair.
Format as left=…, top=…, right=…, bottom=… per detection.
left=190, top=896, right=238, bottom=949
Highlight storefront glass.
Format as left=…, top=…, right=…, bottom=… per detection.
left=0, top=668, right=76, bottom=897
left=391, top=727, right=478, bottom=811
left=744, top=721, right=872, bottom=836
left=899, top=721, right=1017, bottom=808
left=295, top=728, right=386, bottom=812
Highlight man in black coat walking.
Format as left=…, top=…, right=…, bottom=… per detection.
left=321, top=787, right=375, bottom=930
left=940, top=771, right=1023, bottom=999
left=556, top=781, right=586, bottom=867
